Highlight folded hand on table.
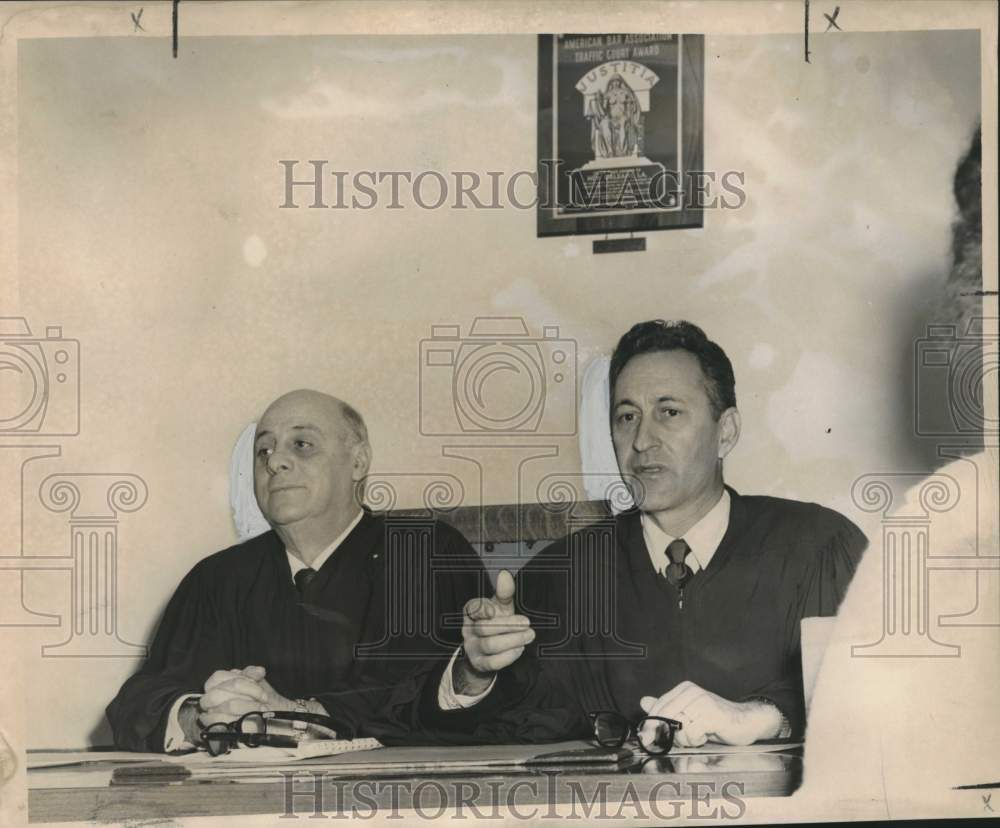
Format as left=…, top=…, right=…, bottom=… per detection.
left=639, top=680, right=782, bottom=749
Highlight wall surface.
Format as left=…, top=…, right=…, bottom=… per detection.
left=10, top=29, right=981, bottom=747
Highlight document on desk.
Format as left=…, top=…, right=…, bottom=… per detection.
left=27, top=752, right=162, bottom=791
left=670, top=741, right=802, bottom=755
left=25, top=742, right=382, bottom=789
left=28, top=750, right=169, bottom=769
left=111, top=740, right=630, bottom=785
left=162, top=737, right=384, bottom=764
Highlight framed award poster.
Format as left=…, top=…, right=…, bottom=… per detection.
left=537, top=34, right=705, bottom=238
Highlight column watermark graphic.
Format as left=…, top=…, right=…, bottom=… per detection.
left=851, top=318, right=999, bottom=658
left=528, top=473, right=644, bottom=660
left=0, top=316, right=147, bottom=659
left=36, top=474, right=148, bottom=657
left=851, top=472, right=964, bottom=657
left=355, top=472, right=478, bottom=660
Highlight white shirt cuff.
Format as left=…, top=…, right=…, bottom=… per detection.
left=438, top=647, right=495, bottom=710
left=163, top=693, right=201, bottom=752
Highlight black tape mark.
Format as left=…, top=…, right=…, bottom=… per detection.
left=804, top=0, right=811, bottom=64
left=824, top=6, right=842, bottom=32
left=172, top=0, right=179, bottom=58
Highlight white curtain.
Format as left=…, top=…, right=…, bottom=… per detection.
left=578, top=355, right=633, bottom=513
left=230, top=421, right=270, bottom=541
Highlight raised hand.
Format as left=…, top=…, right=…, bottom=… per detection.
left=453, top=570, right=535, bottom=695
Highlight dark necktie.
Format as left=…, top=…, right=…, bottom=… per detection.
left=663, top=539, right=693, bottom=590
left=294, top=567, right=317, bottom=595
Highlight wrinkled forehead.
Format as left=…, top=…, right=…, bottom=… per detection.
left=612, top=350, right=709, bottom=405
left=255, top=397, right=343, bottom=440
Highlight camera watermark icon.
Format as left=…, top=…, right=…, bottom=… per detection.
left=419, top=317, right=577, bottom=437
left=0, top=317, right=80, bottom=436
left=1, top=315, right=147, bottom=658
left=914, top=317, right=998, bottom=438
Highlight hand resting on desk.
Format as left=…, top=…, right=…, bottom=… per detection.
left=639, top=681, right=783, bottom=749
left=178, top=665, right=328, bottom=745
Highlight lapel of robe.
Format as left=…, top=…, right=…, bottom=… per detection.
left=296, top=511, right=382, bottom=638
left=616, top=508, right=675, bottom=605
left=687, top=485, right=745, bottom=592
left=307, top=509, right=382, bottom=592
left=616, top=487, right=746, bottom=599
left=259, top=529, right=295, bottom=592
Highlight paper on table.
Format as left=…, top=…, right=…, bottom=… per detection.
left=28, top=738, right=383, bottom=771
left=110, top=740, right=629, bottom=786
left=669, top=741, right=802, bottom=755
left=28, top=751, right=160, bottom=791
left=162, top=737, right=384, bottom=764
left=27, top=768, right=116, bottom=790
left=28, top=750, right=168, bottom=769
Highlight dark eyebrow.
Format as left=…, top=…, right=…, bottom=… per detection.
left=289, top=426, right=323, bottom=440
left=613, top=395, right=685, bottom=411
left=254, top=424, right=323, bottom=443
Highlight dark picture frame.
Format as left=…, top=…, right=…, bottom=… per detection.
left=537, top=34, right=705, bottom=238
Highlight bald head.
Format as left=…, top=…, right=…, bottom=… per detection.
left=253, top=389, right=372, bottom=539
left=258, top=389, right=368, bottom=449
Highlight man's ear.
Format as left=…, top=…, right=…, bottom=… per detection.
left=717, top=407, right=741, bottom=460
left=351, top=441, right=373, bottom=481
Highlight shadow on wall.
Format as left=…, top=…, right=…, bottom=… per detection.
left=88, top=718, right=113, bottom=748
left=906, top=126, right=985, bottom=472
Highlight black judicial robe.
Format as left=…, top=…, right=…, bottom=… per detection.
left=106, top=511, right=485, bottom=752
left=414, top=487, right=867, bottom=743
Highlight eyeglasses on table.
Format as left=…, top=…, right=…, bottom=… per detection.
left=588, top=710, right=683, bottom=756
left=200, top=710, right=340, bottom=757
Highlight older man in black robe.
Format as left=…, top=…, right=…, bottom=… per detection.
left=107, top=389, right=484, bottom=752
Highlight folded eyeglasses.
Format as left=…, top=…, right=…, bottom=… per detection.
left=200, top=710, right=340, bottom=757
left=588, top=710, right=683, bottom=756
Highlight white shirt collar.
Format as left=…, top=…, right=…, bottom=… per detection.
left=640, top=489, right=731, bottom=576
left=286, top=509, right=364, bottom=582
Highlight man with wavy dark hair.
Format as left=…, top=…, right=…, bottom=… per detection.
left=443, top=320, right=868, bottom=747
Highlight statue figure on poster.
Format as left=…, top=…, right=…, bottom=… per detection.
left=587, top=74, right=643, bottom=159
